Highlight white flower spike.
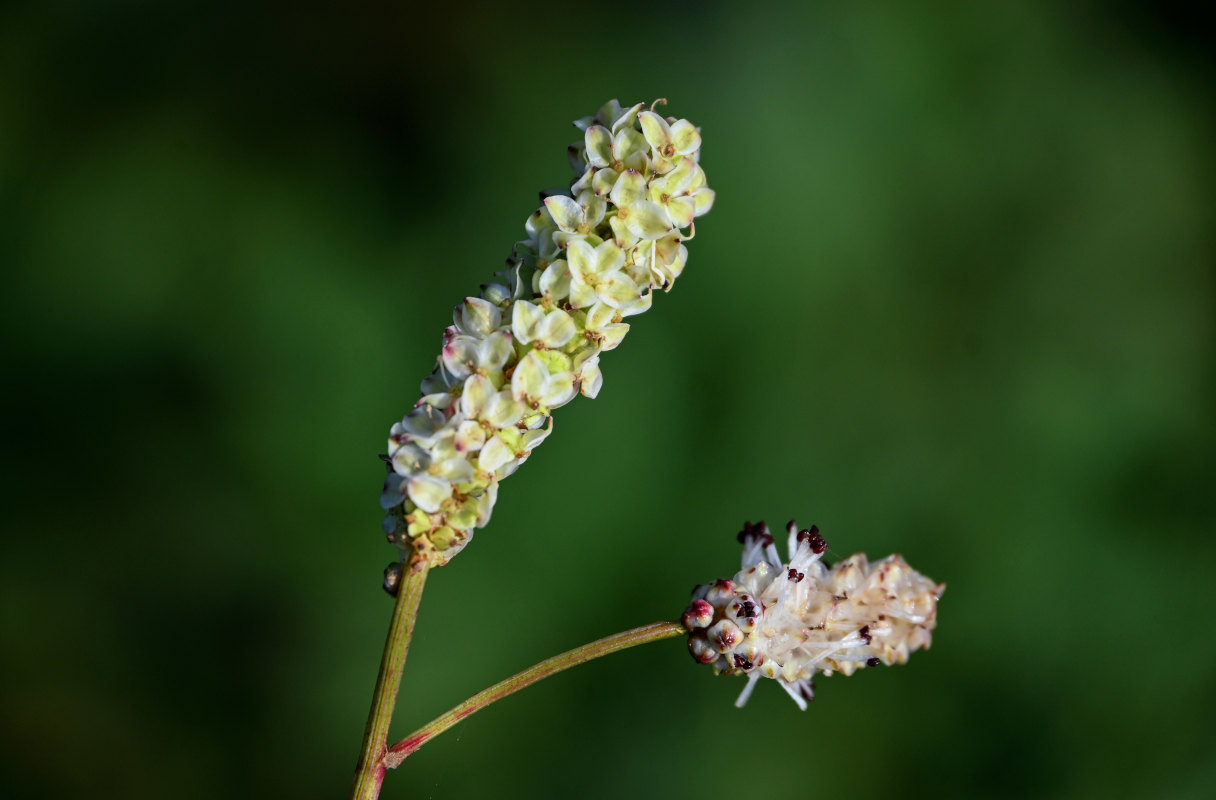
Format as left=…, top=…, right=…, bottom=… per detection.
left=683, top=521, right=944, bottom=710
left=381, top=100, right=713, bottom=567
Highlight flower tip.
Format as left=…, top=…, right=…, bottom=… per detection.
left=686, top=520, right=942, bottom=708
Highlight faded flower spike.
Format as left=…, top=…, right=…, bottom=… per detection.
left=683, top=521, right=943, bottom=710
left=381, top=99, right=714, bottom=567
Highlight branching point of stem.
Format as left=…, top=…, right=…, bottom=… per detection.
left=350, top=560, right=430, bottom=800
left=384, top=620, right=686, bottom=767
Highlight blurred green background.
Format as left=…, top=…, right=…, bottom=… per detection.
left=3, top=1, right=1213, bottom=798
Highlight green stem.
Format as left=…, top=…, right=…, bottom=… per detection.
left=383, top=620, right=686, bottom=768
left=350, top=561, right=430, bottom=800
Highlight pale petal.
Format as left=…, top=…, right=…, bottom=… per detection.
left=608, top=215, right=639, bottom=250
left=570, top=165, right=595, bottom=195
left=651, top=152, right=676, bottom=175
left=431, top=457, right=475, bottom=483
left=511, top=351, right=549, bottom=403
left=624, top=201, right=673, bottom=240
left=610, top=170, right=646, bottom=208
left=591, top=167, right=619, bottom=197
left=570, top=346, right=598, bottom=371
left=621, top=150, right=650, bottom=174
left=581, top=193, right=606, bottom=228
left=475, top=482, right=498, bottom=526
left=553, top=230, right=600, bottom=251
left=511, top=300, right=546, bottom=344
left=568, top=281, right=596, bottom=309
left=454, top=420, right=486, bottom=453
left=599, top=322, right=629, bottom=350
left=566, top=239, right=597, bottom=283
left=481, top=282, right=511, bottom=305
left=458, top=296, right=501, bottom=337
left=670, top=119, right=702, bottom=155
left=669, top=244, right=689, bottom=280
left=429, top=433, right=460, bottom=463
left=594, top=240, right=626, bottom=274
left=687, top=164, right=707, bottom=192
left=613, top=127, right=648, bottom=162
left=598, top=272, right=642, bottom=308
left=461, top=374, right=495, bottom=419
left=477, top=436, right=515, bottom=473
left=666, top=195, right=696, bottom=229
left=400, top=404, right=446, bottom=441
left=541, top=372, right=577, bottom=407
left=479, top=331, right=514, bottom=370
left=663, top=156, right=696, bottom=195
left=417, top=391, right=453, bottom=411
left=692, top=188, right=715, bottom=217
left=441, top=335, right=481, bottom=379
left=650, top=242, right=688, bottom=289
left=585, top=301, right=615, bottom=331
left=544, top=195, right=583, bottom=233
left=584, top=125, right=614, bottom=167
left=578, top=357, right=603, bottom=398
left=610, top=102, right=644, bottom=135
left=391, top=442, right=431, bottom=476
left=638, top=110, right=673, bottom=151
left=520, top=418, right=554, bottom=450
left=495, top=457, right=522, bottom=480
left=537, top=309, right=576, bottom=348
left=594, top=98, right=622, bottom=127
left=618, top=290, right=652, bottom=318
left=539, top=260, right=571, bottom=301
left=649, top=233, right=683, bottom=267
left=407, top=475, right=451, bottom=513
left=484, top=390, right=525, bottom=428
left=525, top=206, right=555, bottom=239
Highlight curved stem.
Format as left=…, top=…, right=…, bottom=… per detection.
left=384, top=620, right=685, bottom=768
left=350, top=561, right=430, bottom=800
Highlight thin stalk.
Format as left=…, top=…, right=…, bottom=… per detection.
left=350, top=562, right=430, bottom=800
left=384, top=620, right=686, bottom=767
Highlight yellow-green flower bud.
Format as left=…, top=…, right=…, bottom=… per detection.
left=382, top=99, right=713, bottom=566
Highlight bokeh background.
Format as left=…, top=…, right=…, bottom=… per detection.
left=3, top=1, right=1213, bottom=798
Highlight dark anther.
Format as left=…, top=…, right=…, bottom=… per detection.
left=787, top=568, right=805, bottom=582
left=796, top=525, right=825, bottom=553
left=733, top=654, right=753, bottom=670
left=737, top=520, right=773, bottom=546
left=736, top=599, right=757, bottom=618
left=804, top=525, right=828, bottom=554
left=867, top=657, right=881, bottom=667
left=858, top=625, right=872, bottom=645
left=382, top=562, right=404, bottom=597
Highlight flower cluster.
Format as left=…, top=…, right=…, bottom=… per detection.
left=381, top=99, right=714, bottom=567
left=683, top=521, right=943, bottom=709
